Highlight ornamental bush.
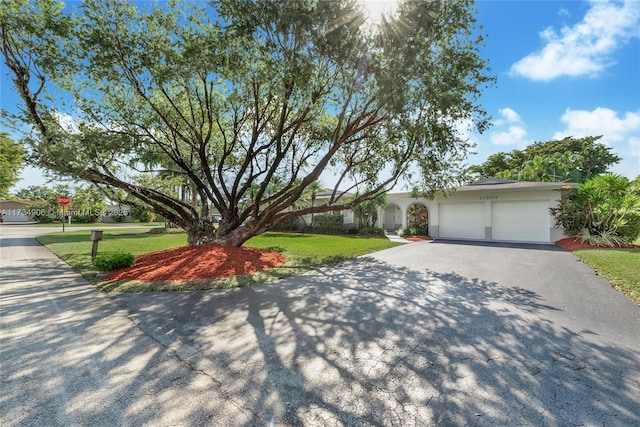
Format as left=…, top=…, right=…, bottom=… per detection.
left=94, top=252, right=135, bottom=271
left=312, top=214, right=344, bottom=234
left=359, top=227, right=385, bottom=236
left=406, top=204, right=429, bottom=236
left=551, top=173, right=640, bottom=245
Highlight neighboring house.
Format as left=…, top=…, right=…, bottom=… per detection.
left=313, top=179, right=576, bottom=244
left=100, top=205, right=134, bottom=223
left=0, top=200, right=40, bottom=222
left=297, top=190, right=355, bottom=228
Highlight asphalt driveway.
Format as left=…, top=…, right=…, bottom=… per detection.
left=2, top=225, right=639, bottom=426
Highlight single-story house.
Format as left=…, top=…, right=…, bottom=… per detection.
left=312, top=179, right=576, bottom=244
left=381, top=179, right=576, bottom=244
left=100, top=205, right=134, bottom=223
left=0, top=200, right=39, bottom=222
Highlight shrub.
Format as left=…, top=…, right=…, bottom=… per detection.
left=312, top=213, right=344, bottom=234
left=403, top=225, right=429, bottom=236
left=94, top=252, right=135, bottom=271
left=24, top=204, right=56, bottom=223
left=359, top=227, right=385, bottom=236
left=579, top=230, right=628, bottom=248
left=36, top=215, right=55, bottom=223
left=406, top=204, right=429, bottom=235
left=618, top=211, right=640, bottom=243
left=111, top=214, right=125, bottom=223
left=73, top=214, right=99, bottom=223
left=552, top=174, right=640, bottom=244
left=272, top=217, right=308, bottom=232
left=131, top=207, right=156, bottom=223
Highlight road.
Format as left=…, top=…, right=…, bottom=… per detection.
left=2, top=225, right=639, bottom=426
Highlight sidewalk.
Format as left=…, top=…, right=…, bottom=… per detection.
left=384, top=231, right=412, bottom=243
left=0, top=226, right=247, bottom=426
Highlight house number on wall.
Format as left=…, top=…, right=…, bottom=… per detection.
left=480, top=195, right=498, bottom=200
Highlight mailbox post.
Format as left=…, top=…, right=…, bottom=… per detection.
left=90, top=230, right=104, bottom=262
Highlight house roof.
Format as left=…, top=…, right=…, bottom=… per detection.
left=0, top=199, right=40, bottom=206
left=456, top=180, right=576, bottom=193
left=468, top=178, right=517, bottom=185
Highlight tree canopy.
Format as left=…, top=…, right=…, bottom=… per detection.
left=468, top=136, right=621, bottom=183
left=1, top=0, right=494, bottom=246
left=0, top=133, right=26, bottom=198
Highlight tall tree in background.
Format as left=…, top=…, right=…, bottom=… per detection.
left=0, top=133, right=26, bottom=198
left=469, top=136, right=620, bottom=183
left=1, top=0, right=494, bottom=246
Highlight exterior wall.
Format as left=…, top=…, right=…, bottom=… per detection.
left=379, top=194, right=433, bottom=232
left=0, top=200, right=36, bottom=222
left=430, top=189, right=565, bottom=243
left=100, top=205, right=134, bottom=223
left=282, top=185, right=568, bottom=243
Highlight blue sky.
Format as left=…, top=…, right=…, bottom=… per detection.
left=469, top=0, right=640, bottom=179
left=3, top=0, right=640, bottom=193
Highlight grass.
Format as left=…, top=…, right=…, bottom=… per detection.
left=37, top=230, right=403, bottom=292
left=574, top=248, right=640, bottom=305
left=34, top=222, right=163, bottom=227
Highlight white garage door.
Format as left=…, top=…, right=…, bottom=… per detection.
left=491, top=200, right=550, bottom=243
left=439, top=202, right=485, bottom=240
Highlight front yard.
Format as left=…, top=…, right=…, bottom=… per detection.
left=574, top=248, right=640, bottom=305
left=37, top=230, right=403, bottom=292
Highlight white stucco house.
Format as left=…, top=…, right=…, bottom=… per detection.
left=312, top=179, right=576, bottom=244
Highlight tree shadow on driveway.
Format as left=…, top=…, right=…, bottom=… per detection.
left=0, top=256, right=248, bottom=426
left=112, top=256, right=640, bottom=426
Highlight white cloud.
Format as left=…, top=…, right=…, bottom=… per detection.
left=629, top=136, right=640, bottom=159
left=554, top=107, right=640, bottom=178
left=53, top=110, right=80, bottom=133
left=553, top=107, right=640, bottom=141
left=511, top=0, right=640, bottom=81
left=494, top=107, right=522, bottom=126
left=488, top=107, right=528, bottom=146
left=490, top=125, right=529, bottom=146
left=558, top=8, right=571, bottom=18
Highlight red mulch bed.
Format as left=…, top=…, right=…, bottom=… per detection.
left=105, top=244, right=286, bottom=282
left=404, top=235, right=433, bottom=242
left=555, top=237, right=640, bottom=251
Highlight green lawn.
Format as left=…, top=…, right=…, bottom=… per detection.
left=574, top=248, right=640, bottom=305
left=37, top=230, right=403, bottom=292
left=34, top=222, right=163, bottom=228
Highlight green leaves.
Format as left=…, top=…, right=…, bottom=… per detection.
left=3, top=0, right=493, bottom=246
left=470, top=136, right=620, bottom=183
left=0, top=133, right=25, bottom=197
left=552, top=173, right=640, bottom=245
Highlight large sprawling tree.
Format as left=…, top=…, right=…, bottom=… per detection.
left=1, top=0, right=493, bottom=246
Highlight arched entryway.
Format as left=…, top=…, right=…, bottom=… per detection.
left=406, top=203, right=429, bottom=236
left=383, top=204, right=403, bottom=232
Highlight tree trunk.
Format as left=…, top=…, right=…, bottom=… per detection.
left=185, top=218, right=216, bottom=246
left=213, top=224, right=259, bottom=247
left=184, top=217, right=259, bottom=247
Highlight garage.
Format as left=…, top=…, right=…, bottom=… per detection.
left=491, top=200, right=550, bottom=243
left=426, top=180, right=574, bottom=244
left=375, top=180, right=572, bottom=244
left=0, top=200, right=33, bottom=222
left=438, top=202, right=485, bottom=240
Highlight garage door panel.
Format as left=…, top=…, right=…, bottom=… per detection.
left=492, top=201, right=549, bottom=242
left=439, top=203, right=485, bottom=240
